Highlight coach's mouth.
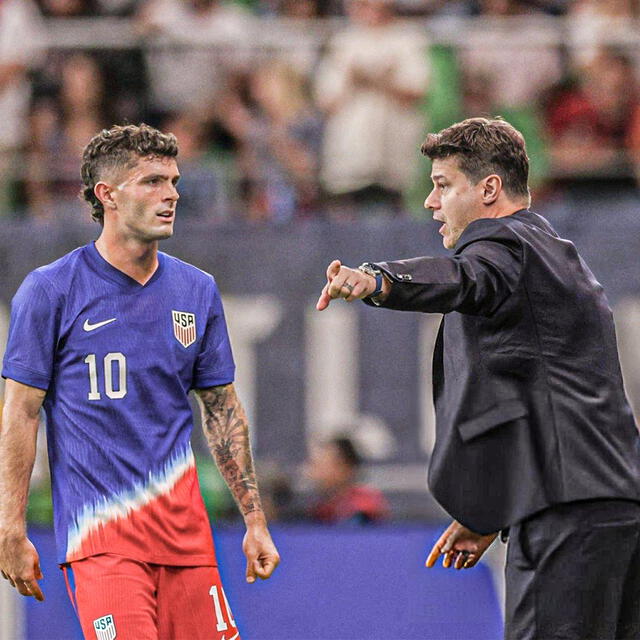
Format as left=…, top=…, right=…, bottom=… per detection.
left=157, top=210, right=174, bottom=219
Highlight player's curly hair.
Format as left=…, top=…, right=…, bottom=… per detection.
left=80, top=123, right=178, bottom=224
left=421, top=117, right=530, bottom=204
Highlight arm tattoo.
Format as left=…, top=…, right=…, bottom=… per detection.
left=195, top=384, right=262, bottom=518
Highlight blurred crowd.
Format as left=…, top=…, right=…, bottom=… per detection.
left=1, top=0, right=640, bottom=223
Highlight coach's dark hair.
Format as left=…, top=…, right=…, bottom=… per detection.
left=80, top=123, right=178, bottom=224
left=421, top=117, right=530, bottom=203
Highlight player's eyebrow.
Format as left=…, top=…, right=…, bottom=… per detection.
left=431, top=174, right=446, bottom=182
left=140, top=173, right=181, bottom=184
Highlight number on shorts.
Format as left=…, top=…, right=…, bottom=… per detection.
left=209, top=585, right=236, bottom=632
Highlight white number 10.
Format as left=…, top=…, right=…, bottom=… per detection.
left=209, top=585, right=236, bottom=632
left=84, top=353, right=127, bottom=400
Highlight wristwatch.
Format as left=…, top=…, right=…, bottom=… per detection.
left=358, top=262, right=384, bottom=298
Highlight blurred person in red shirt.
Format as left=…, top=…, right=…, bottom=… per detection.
left=545, top=47, right=640, bottom=182
left=305, top=436, right=390, bottom=525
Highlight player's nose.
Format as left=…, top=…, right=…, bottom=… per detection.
left=165, top=183, right=179, bottom=201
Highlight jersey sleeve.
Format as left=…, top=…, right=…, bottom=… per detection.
left=2, top=272, right=62, bottom=390
left=192, top=278, right=235, bottom=389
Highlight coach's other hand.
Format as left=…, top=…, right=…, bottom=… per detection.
left=317, top=260, right=378, bottom=310
left=0, top=534, right=44, bottom=601
left=425, top=520, right=497, bottom=570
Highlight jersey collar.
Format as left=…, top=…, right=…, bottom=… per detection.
left=84, top=241, right=165, bottom=290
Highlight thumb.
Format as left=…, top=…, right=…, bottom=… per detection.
left=34, top=561, right=43, bottom=581
left=254, top=558, right=268, bottom=579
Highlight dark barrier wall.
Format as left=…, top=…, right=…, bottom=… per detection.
left=2, top=196, right=640, bottom=512
left=26, top=525, right=503, bottom=640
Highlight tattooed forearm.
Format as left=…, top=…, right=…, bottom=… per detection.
left=195, top=383, right=263, bottom=518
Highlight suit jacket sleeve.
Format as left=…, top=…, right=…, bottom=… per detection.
left=368, top=218, right=523, bottom=316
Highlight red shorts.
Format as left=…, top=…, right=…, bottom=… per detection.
left=65, top=554, right=240, bottom=640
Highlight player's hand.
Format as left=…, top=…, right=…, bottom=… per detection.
left=425, top=520, right=497, bottom=570
left=0, top=533, right=45, bottom=601
left=242, top=518, right=280, bottom=584
left=316, top=259, right=377, bottom=311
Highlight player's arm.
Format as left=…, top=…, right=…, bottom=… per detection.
left=195, top=383, right=280, bottom=583
left=0, top=379, right=46, bottom=601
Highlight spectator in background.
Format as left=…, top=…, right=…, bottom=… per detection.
left=36, top=0, right=150, bottom=125
left=544, top=47, right=640, bottom=184
left=567, top=0, right=640, bottom=69
left=136, top=0, right=253, bottom=117
left=35, top=0, right=100, bottom=16
left=315, top=0, right=429, bottom=217
left=26, top=54, right=109, bottom=219
left=259, top=0, right=321, bottom=16
left=0, top=0, right=44, bottom=216
left=456, top=0, right=562, bottom=113
left=217, top=59, right=323, bottom=222
left=161, top=111, right=232, bottom=220
left=261, top=0, right=346, bottom=15
left=305, top=436, right=390, bottom=524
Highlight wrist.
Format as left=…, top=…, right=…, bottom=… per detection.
left=243, top=509, right=268, bottom=528
left=357, top=263, right=384, bottom=298
left=0, top=525, right=27, bottom=541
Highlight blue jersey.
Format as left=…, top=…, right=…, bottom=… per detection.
left=2, top=243, right=235, bottom=565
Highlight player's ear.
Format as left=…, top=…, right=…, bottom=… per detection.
left=94, top=182, right=117, bottom=211
left=481, top=175, right=501, bottom=205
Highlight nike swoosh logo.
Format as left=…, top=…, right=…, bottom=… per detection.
left=83, top=318, right=117, bottom=332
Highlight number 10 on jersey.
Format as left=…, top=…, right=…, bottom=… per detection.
left=84, top=352, right=128, bottom=400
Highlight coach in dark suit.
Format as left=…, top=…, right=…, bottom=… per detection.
left=316, top=117, right=640, bottom=640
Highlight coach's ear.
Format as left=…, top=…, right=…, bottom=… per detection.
left=94, top=182, right=117, bottom=210
left=481, top=174, right=501, bottom=206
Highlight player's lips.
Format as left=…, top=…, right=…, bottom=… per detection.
left=157, top=210, right=174, bottom=219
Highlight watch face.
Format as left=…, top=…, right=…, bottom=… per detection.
left=359, top=263, right=380, bottom=276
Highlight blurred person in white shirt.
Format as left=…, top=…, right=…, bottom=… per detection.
left=456, top=0, right=563, bottom=113
left=136, top=0, right=254, bottom=115
left=315, top=0, right=429, bottom=216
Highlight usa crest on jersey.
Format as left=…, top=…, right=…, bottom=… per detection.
left=172, top=310, right=196, bottom=348
left=93, top=614, right=116, bottom=640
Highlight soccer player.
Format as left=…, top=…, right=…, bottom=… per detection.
left=0, top=123, right=279, bottom=640
left=316, top=118, right=640, bottom=639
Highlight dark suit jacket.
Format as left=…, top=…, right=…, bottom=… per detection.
left=370, top=209, right=640, bottom=534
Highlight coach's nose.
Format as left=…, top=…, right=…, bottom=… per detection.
left=425, top=187, right=439, bottom=210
